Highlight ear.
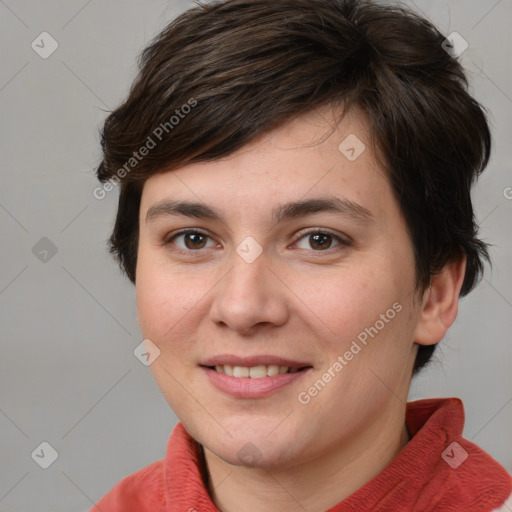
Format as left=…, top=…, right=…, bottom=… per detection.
left=413, top=256, right=466, bottom=346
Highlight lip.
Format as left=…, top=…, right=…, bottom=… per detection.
left=200, top=354, right=311, bottom=368
left=200, top=354, right=313, bottom=399
left=201, top=367, right=312, bottom=400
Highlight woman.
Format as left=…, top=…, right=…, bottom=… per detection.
left=92, top=0, right=511, bottom=509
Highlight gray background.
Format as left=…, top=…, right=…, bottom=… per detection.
left=0, top=0, right=511, bottom=510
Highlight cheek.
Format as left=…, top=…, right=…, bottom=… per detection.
left=135, top=247, right=193, bottom=348
left=307, top=264, right=400, bottom=347
left=136, top=249, right=228, bottom=369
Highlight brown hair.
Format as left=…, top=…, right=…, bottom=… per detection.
left=96, top=0, right=491, bottom=373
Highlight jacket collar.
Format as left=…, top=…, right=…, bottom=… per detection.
left=163, top=398, right=511, bottom=511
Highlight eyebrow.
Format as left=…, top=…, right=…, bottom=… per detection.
left=145, top=196, right=374, bottom=226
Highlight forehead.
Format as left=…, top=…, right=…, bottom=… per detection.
left=139, top=106, right=392, bottom=222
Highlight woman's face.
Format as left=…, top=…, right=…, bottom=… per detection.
left=136, top=107, right=423, bottom=469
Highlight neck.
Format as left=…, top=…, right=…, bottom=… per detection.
left=203, top=407, right=410, bottom=512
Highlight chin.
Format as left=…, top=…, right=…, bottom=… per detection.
left=197, top=425, right=305, bottom=470
left=210, top=442, right=296, bottom=470
left=175, top=401, right=311, bottom=467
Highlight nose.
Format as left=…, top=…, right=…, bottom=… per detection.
left=209, top=247, right=289, bottom=335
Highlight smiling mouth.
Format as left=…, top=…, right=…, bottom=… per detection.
left=204, top=364, right=312, bottom=378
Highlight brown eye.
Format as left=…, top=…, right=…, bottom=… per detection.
left=294, top=230, right=346, bottom=252
left=308, top=233, right=334, bottom=250
left=166, top=230, right=216, bottom=253
left=183, top=232, right=208, bottom=250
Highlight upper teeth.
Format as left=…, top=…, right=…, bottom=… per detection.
left=214, top=365, right=300, bottom=378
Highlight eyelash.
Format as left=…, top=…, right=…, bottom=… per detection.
left=163, top=228, right=351, bottom=256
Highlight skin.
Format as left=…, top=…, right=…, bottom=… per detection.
left=136, top=106, right=466, bottom=512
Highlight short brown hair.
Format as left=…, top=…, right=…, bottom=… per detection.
left=96, top=0, right=491, bottom=373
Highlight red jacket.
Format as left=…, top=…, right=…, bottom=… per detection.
left=93, top=398, right=511, bottom=511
